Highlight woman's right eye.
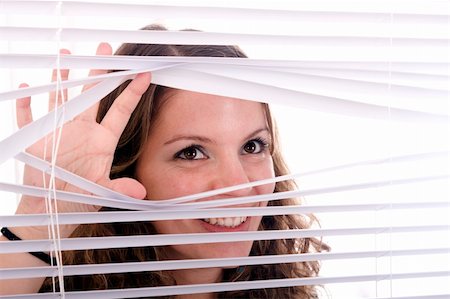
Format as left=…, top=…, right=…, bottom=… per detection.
left=175, top=145, right=207, bottom=160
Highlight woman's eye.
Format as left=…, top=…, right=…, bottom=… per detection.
left=176, top=146, right=206, bottom=160
left=242, top=139, right=267, bottom=154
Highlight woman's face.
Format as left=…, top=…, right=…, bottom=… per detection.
left=136, top=90, right=275, bottom=260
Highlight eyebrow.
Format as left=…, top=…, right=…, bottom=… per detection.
left=163, top=127, right=270, bottom=146
left=164, top=135, right=213, bottom=145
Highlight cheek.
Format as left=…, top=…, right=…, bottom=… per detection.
left=153, top=220, right=188, bottom=235
left=146, top=169, right=211, bottom=200
left=255, top=181, right=276, bottom=196
left=143, top=156, right=275, bottom=200
left=248, top=155, right=275, bottom=177
left=251, top=159, right=276, bottom=195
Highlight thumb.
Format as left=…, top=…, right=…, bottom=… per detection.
left=108, top=177, right=147, bottom=200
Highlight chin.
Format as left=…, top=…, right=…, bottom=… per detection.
left=168, top=241, right=254, bottom=261
left=206, top=241, right=254, bottom=258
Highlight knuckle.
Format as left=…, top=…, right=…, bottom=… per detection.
left=114, top=100, right=134, bottom=116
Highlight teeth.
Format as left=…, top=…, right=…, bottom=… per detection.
left=224, top=218, right=233, bottom=226
left=203, top=216, right=247, bottom=227
left=232, top=217, right=241, bottom=227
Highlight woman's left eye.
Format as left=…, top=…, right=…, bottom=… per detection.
left=242, top=138, right=268, bottom=154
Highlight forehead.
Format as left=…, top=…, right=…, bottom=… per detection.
left=152, top=89, right=269, bottom=137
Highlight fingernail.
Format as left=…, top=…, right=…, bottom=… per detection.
left=97, top=42, right=112, bottom=55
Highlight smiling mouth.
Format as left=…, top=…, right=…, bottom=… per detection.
left=202, top=216, right=248, bottom=228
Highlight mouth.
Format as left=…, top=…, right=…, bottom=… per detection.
left=202, top=216, right=248, bottom=228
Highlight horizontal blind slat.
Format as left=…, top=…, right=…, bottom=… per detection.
left=2, top=201, right=449, bottom=227
left=1, top=30, right=448, bottom=61
left=1, top=174, right=447, bottom=212
left=2, top=248, right=448, bottom=279
left=1, top=225, right=447, bottom=253
left=2, top=54, right=449, bottom=73
left=3, top=0, right=449, bottom=17
left=373, top=295, right=450, bottom=299
left=2, top=60, right=448, bottom=113
left=2, top=271, right=449, bottom=299
left=2, top=27, right=449, bottom=42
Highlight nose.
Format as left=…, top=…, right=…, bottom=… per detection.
left=211, top=157, right=253, bottom=197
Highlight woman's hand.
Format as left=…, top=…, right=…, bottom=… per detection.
left=14, top=43, right=151, bottom=239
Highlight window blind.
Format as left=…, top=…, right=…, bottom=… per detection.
left=0, top=0, right=449, bottom=298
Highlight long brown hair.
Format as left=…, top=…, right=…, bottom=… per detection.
left=41, top=24, right=329, bottom=298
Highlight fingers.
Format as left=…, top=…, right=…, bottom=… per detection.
left=48, top=49, right=71, bottom=112
left=108, top=177, right=147, bottom=199
left=16, top=83, right=33, bottom=129
left=81, top=42, right=112, bottom=92
left=78, top=42, right=113, bottom=122
left=101, top=72, right=151, bottom=139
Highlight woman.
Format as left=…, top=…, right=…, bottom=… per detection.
left=1, top=25, right=327, bottom=298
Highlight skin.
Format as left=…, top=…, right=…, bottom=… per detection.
left=1, top=43, right=151, bottom=295
left=11, top=45, right=149, bottom=243
left=1, top=44, right=276, bottom=298
left=135, top=90, right=276, bottom=288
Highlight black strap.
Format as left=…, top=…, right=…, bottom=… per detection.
left=1, top=227, right=58, bottom=265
